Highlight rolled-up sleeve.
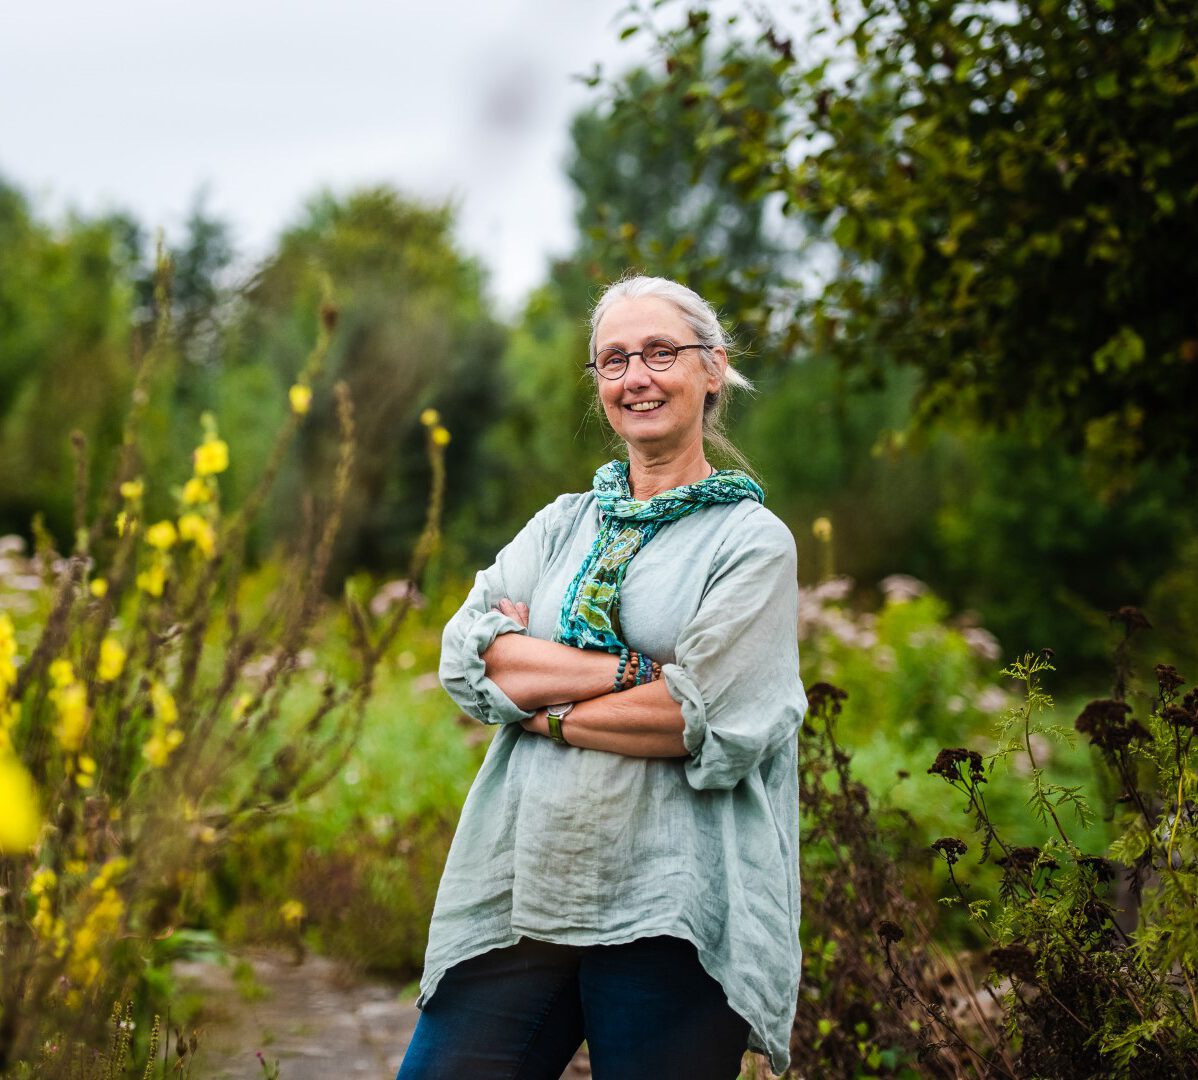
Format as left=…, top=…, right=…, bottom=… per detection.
left=662, top=514, right=807, bottom=791
left=439, top=502, right=560, bottom=725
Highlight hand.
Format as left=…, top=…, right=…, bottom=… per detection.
left=494, top=597, right=529, bottom=629
left=521, top=707, right=550, bottom=737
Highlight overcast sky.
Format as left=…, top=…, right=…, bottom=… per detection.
left=0, top=0, right=658, bottom=313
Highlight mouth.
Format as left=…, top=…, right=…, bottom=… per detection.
left=624, top=400, right=665, bottom=413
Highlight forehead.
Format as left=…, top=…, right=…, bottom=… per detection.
left=595, top=296, right=689, bottom=346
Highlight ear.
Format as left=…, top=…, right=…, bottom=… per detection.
left=705, top=346, right=728, bottom=395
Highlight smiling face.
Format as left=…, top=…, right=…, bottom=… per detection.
left=592, top=296, right=725, bottom=460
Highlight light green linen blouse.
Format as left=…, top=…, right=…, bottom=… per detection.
left=419, top=488, right=807, bottom=1073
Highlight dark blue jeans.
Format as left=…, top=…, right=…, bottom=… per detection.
left=396, top=935, right=751, bottom=1080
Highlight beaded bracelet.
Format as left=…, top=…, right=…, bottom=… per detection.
left=613, top=647, right=630, bottom=693
left=622, top=652, right=639, bottom=690
left=614, top=649, right=661, bottom=691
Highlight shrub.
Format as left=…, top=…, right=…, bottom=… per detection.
left=794, top=614, right=1198, bottom=1077
left=0, top=253, right=446, bottom=1071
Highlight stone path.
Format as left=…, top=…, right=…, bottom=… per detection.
left=174, top=949, right=592, bottom=1079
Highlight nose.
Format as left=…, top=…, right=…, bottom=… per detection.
left=621, top=353, right=654, bottom=389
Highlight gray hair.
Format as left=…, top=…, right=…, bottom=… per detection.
left=588, top=275, right=755, bottom=471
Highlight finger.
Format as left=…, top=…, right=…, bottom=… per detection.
left=516, top=602, right=530, bottom=625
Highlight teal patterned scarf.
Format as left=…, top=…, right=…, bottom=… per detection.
left=554, top=459, right=765, bottom=653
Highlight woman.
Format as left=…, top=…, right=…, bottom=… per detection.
left=398, top=276, right=807, bottom=1079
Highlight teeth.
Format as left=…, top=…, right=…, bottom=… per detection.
left=628, top=401, right=663, bottom=412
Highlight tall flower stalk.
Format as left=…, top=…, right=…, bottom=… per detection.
left=0, top=251, right=447, bottom=1068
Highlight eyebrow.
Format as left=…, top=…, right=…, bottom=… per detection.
left=597, top=334, right=678, bottom=351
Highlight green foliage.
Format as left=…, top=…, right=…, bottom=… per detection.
left=568, top=49, right=795, bottom=341
left=931, top=428, right=1197, bottom=673
left=788, top=561, right=1198, bottom=1077
left=228, top=187, right=505, bottom=578
left=921, top=644, right=1198, bottom=1076
left=0, top=182, right=134, bottom=537
left=0, top=267, right=446, bottom=1070
left=450, top=279, right=603, bottom=560
left=614, top=0, right=1198, bottom=473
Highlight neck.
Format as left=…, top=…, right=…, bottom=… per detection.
left=626, top=441, right=712, bottom=500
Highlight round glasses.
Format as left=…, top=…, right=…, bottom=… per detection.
left=586, top=339, right=705, bottom=380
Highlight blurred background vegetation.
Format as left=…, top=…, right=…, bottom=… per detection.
left=2, top=0, right=1196, bottom=1074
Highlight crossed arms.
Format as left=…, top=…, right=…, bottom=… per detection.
left=484, top=598, right=688, bottom=758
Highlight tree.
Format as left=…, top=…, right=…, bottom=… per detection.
left=569, top=52, right=798, bottom=344
left=0, top=179, right=134, bottom=537
left=227, top=187, right=506, bottom=576
left=613, top=0, right=1198, bottom=473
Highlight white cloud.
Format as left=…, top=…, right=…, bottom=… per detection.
left=0, top=0, right=651, bottom=312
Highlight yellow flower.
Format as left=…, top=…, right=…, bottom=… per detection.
left=91, top=856, right=129, bottom=889
left=115, top=510, right=138, bottom=537
left=141, top=728, right=183, bottom=767
left=74, top=757, right=95, bottom=789
left=419, top=408, right=440, bottom=427
left=52, top=683, right=89, bottom=752
left=198, top=825, right=218, bottom=845
left=231, top=693, right=253, bottom=721
left=0, top=613, right=17, bottom=694
left=89, top=577, right=108, bottom=598
left=431, top=425, right=451, bottom=447
left=119, top=479, right=144, bottom=500
left=49, top=658, right=75, bottom=688
left=145, top=520, right=177, bottom=551
left=0, top=755, right=41, bottom=853
left=30, top=867, right=57, bottom=896
left=177, top=513, right=216, bottom=558
left=1, top=612, right=17, bottom=653
left=97, top=637, right=126, bottom=682
left=279, top=899, right=306, bottom=927
left=150, top=681, right=178, bottom=726
left=193, top=438, right=229, bottom=477
left=136, top=563, right=166, bottom=597
left=68, top=883, right=125, bottom=987
left=143, top=682, right=182, bottom=767
left=289, top=384, right=312, bottom=415
left=182, top=476, right=212, bottom=505
left=812, top=516, right=833, bottom=542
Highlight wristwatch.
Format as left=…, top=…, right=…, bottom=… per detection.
left=546, top=702, right=575, bottom=745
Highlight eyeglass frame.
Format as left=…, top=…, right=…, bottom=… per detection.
left=585, top=339, right=707, bottom=380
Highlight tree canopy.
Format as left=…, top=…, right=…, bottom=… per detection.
left=612, top=0, right=1198, bottom=473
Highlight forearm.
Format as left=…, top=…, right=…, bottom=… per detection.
left=523, top=681, right=687, bottom=758
left=482, top=632, right=618, bottom=711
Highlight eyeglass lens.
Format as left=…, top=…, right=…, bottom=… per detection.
left=594, top=340, right=678, bottom=379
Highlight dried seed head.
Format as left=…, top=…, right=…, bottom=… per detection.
left=806, top=681, right=848, bottom=718
left=1075, top=699, right=1150, bottom=750
left=931, top=837, right=967, bottom=865
left=1155, top=664, right=1185, bottom=695
left=1108, top=606, right=1152, bottom=632
left=877, top=920, right=904, bottom=944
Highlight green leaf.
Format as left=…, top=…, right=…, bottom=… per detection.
left=1094, top=72, right=1119, bottom=99
left=1148, top=28, right=1183, bottom=68
left=1092, top=327, right=1146, bottom=374
left=1109, top=820, right=1150, bottom=865
left=833, top=214, right=859, bottom=248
